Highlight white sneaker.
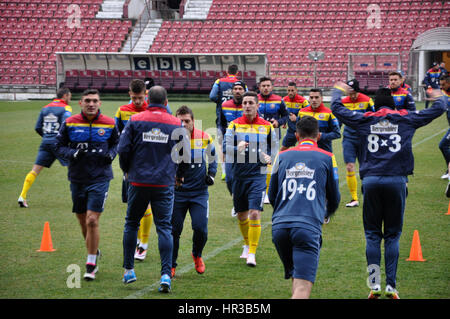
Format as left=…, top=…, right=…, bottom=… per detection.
left=385, top=285, right=400, bottom=299
left=264, top=194, right=270, bottom=204
left=441, top=172, right=449, bottom=179
left=134, top=247, right=147, bottom=261
left=231, top=207, right=237, bottom=217
left=246, top=253, right=256, bottom=267
left=240, top=245, right=249, bottom=259
left=346, top=200, right=359, bottom=208
left=18, top=196, right=28, bottom=208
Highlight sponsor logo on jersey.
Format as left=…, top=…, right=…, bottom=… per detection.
left=370, top=120, right=398, bottom=134
left=286, top=162, right=315, bottom=179
left=142, top=128, right=169, bottom=143
left=44, top=113, right=58, bottom=123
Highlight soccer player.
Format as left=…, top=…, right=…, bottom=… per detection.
left=115, top=79, right=153, bottom=261
left=297, top=88, right=341, bottom=153
left=438, top=74, right=450, bottom=180
left=280, top=81, right=310, bottom=152
left=388, top=71, right=416, bottom=111
left=340, top=79, right=375, bottom=208
left=17, top=88, right=72, bottom=208
left=209, top=64, right=243, bottom=180
left=224, top=91, right=278, bottom=266
left=55, top=89, right=119, bottom=281
left=118, top=85, right=187, bottom=293
left=331, top=82, right=446, bottom=299
left=221, top=81, right=245, bottom=207
left=424, top=62, right=443, bottom=109
left=171, top=106, right=217, bottom=277
left=269, top=116, right=340, bottom=299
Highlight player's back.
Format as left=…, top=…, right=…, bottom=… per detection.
left=37, top=99, right=72, bottom=140
left=270, top=141, right=339, bottom=233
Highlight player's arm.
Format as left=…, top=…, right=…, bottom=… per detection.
left=206, top=136, right=218, bottom=177
left=408, top=92, right=447, bottom=129
left=268, top=154, right=280, bottom=206
left=106, top=125, right=120, bottom=162
left=330, top=84, right=365, bottom=130
left=35, top=111, right=44, bottom=137
left=114, top=108, right=125, bottom=134
left=54, top=122, right=77, bottom=160
left=209, top=80, right=220, bottom=102
left=320, top=114, right=341, bottom=142
left=325, top=155, right=340, bottom=218
left=405, top=93, right=416, bottom=111
left=117, top=121, right=134, bottom=173
left=63, top=105, right=72, bottom=121
left=276, top=100, right=289, bottom=126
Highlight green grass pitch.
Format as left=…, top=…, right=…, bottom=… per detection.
left=0, top=97, right=448, bottom=299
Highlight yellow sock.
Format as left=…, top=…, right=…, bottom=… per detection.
left=265, top=164, right=272, bottom=193
left=138, top=207, right=152, bottom=247
left=238, top=218, right=249, bottom=246
left=346, top=172, right=358, bottom=201
left=248, top=219, right=261, bottom=255
left=20, top=171, right=37, bottom=199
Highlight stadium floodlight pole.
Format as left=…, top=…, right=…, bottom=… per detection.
left=308, top=51, right=324, bottom=88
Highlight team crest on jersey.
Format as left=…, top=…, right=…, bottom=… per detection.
left=195, top=140, right=203, bottom=147
left=98, top=128, right=105, bottom=136
left=359, top=103, right=365, bottom=109
left=258, top=126, right=266, bottom=133
left=370, top=120, right=398, bottom=134
left=396, top=96, right=402, bottom=102
left=143, top=128, right=169, bottom=143
left=318, top=114, right=325, bottom=119
left=270, top=103, right=276, bottom=109
left=286, top=162, right=315, bottom=179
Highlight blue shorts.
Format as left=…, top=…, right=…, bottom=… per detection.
left=282, top=131, right=297, bottom=148
left=232, top=177, right=266, bottom=213
left=35, top=141, right=68, bottom=168
left=342, top=137, right=360, bottom=164
left=272, top=227, right=322, bottom=283
left=70, top=181, right=110, bottom=214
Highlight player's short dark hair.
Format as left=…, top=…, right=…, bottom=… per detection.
left=310, top=88, right=322, bottom=96
left=228, top=64, right=238, bottom=75
left=129, top=79, right=146, bottom=93
left=56, top=87, right=71, bottom=99
left=388, top=71, right=402, bottom=78
left=148, top=86, right=167, bottom=105
left=374, top=88, right=395, bottom=110
left=259, top=76, right=272, bottom=85
left=287, top=82, right=297, bottom=87
left=243, top=91, right=259, bottom=103
left=296, top=116, right=319, bottom=139
left=175, top=105, right=194, bottom=119
left=81, top=89, right=100, bottom=97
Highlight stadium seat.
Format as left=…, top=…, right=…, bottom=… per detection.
left=160, top=70, right=174, bottom=90
left=172, top=71, right=188, bottom=92
left=118, top=70, right=133, bottom=91
left=77, top=70, right=92, bottom=90
left=104, top=70, right=120, bottom=91
left=200, top=70, right=215, bottom=92
left=91, top=69, right=106, bottom=90
left=186, top=70, right=201, bottom=91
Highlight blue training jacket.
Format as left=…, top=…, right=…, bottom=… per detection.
left=118, top=104, right=188, bottom=187
left=35, top=99, right=72, bottom=141
left=269, top=140, right=340, bottom=234
left=331, top=88, right=446, bottom=179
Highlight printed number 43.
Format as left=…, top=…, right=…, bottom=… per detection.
left=282, top=179, right=316, bottom=201
left=367, top=134, right=401, bottom=153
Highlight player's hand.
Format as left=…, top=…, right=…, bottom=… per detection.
left=237, top=141, right=248, bottom=152
left=103, top=153, right=114, bottom=165
left=270, top=118, right=279, bottom=128
left=260, top=152, right=272, bottom=165
left=175, top=176, right=184, bottom=188
left=427, top=88, right=444, bottom=100
left=289, top=113, right=296, bottom=122
left=205, top=174, right=215, bottom=186
left=334, top=81, right=352, bottom=94
left=317, top=132, right=322, bottom=141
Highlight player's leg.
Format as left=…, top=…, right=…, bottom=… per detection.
left=343, top=138, right=359, bottom=207
left=290, top=228, right=321, bottom=299
left=189, top=192, right=209, bottom=274
left=234, top=179, right=250, bottom=256
left=149, top=186, right=174, bottom=292
left=135, top=205, right=152, bottom=260
left=246, top=178, right=266, bottom=264
left=122, top=185, right=151, bottom=283
left=439, top=129, right=450, bottom=179
left=381, top=176, right=406, bottom=297
left=18, top=164, right=44, bottom=207
left=171, top=195, right=189, bottom=274
left=362, top=177, right=384, bottom=297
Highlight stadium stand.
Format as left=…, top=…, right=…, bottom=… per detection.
left=0, top=0, right=132, bottom=87
left=1, top=0, right=449, bottom=93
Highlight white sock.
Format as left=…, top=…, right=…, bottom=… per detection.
left=87, top=254, right=97, bottom=265
left=139, top=243, right=148, bottom=250
left=221, top=163, right=226, bottom=173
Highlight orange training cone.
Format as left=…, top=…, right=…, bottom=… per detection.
left=446, top=201, right=450, bottom=215
left=406, top=230, right=425, bottom=262
left=37, top=221, right=56, bottom=252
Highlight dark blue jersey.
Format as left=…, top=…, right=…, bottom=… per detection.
left=269, top=140, right=340, bottom=234
left=331, top=88, right=447, bottom=179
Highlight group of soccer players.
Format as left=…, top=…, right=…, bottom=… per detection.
left=16, top=63, right=450, bottom=298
